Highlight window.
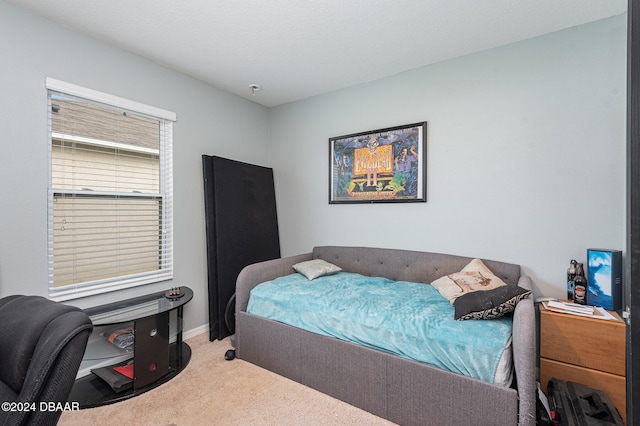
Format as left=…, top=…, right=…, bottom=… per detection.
left=46, top=78, right=175, bottom=301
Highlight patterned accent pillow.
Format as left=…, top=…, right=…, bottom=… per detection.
left=431, top=258, right=507, bottom=303
left=453, top=285, right=531, bottom=320
left=293, top=259, right=342, bottom=280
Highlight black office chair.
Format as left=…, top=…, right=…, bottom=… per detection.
left=0, top=295, right=93, bottom=426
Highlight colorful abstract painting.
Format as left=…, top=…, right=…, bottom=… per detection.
left=329, top=122, right=427, bottom=203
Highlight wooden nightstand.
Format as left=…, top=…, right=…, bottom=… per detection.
left=539, top=305, right=627, bottom=424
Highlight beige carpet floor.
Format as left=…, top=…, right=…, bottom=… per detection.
left=58, top=332, right=395, bottom=426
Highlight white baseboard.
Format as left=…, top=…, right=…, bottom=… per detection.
left=183, top=323, right=209, bottom=340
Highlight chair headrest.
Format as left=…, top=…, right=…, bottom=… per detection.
left=0, top=295, right=91, bottom=394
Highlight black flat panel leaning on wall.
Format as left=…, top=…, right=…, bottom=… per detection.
left=202, top=155, right=281, bottom=341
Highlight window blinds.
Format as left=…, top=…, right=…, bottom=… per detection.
left=47, top=79, right=175, bottom=301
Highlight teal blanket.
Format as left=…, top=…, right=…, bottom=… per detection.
left=247, top=272, right=512, bottom=384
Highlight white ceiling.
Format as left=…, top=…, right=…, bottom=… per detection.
left=7, top=0, right=627, bottom=107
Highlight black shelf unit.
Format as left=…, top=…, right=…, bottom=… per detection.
left=68, top=286, right=193, bottom=408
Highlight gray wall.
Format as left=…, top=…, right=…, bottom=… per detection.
left=268, top=14, right=627, bottom=300
left=0, top=1, right=270, bottom=333
left=0, top=0, right=628, bottom=333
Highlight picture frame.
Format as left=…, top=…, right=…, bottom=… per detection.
left=329, top=122, right=427, bottom=204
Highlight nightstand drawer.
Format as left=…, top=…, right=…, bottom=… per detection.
left=539, top=309, right=625, bottom=375
left=540, top=358, right=626, bottom=423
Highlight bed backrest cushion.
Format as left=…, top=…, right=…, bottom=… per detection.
left=312, top=246, right=521, bottom=286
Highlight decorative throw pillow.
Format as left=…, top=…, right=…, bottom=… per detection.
left=293, top=259, right=342, bottom=280
left=453, top=285, right=532, bottom=320
left=431, top=258, right=507, bottom=303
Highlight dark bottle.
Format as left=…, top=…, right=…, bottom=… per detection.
left=573, top=263, right=587, bottom=305
left=567, top=259, right=577, bottom=301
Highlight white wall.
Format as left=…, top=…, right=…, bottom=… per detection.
left=0, top=0, right=627, bottom=331
left=268, top=15, right=627, bottom=299
left=0, top=1, right=270, bottom=332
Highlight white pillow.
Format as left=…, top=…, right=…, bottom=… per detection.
left=431, top=258, right=507, bottom=303
left=292, top=259, right=342, bottom=280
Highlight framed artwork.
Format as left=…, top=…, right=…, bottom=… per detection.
left=329, top=121, right=427, bottom=204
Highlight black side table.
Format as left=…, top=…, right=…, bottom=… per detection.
left=68, top=286, right=193, bottom=408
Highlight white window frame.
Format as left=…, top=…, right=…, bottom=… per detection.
left=46, top=78, right=176, bottom=301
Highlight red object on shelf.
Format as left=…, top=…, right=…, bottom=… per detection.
left=113, top=364, right=134, bottom=379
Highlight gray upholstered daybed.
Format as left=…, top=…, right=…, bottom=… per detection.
left=235, top=246, right=536, bottom=426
